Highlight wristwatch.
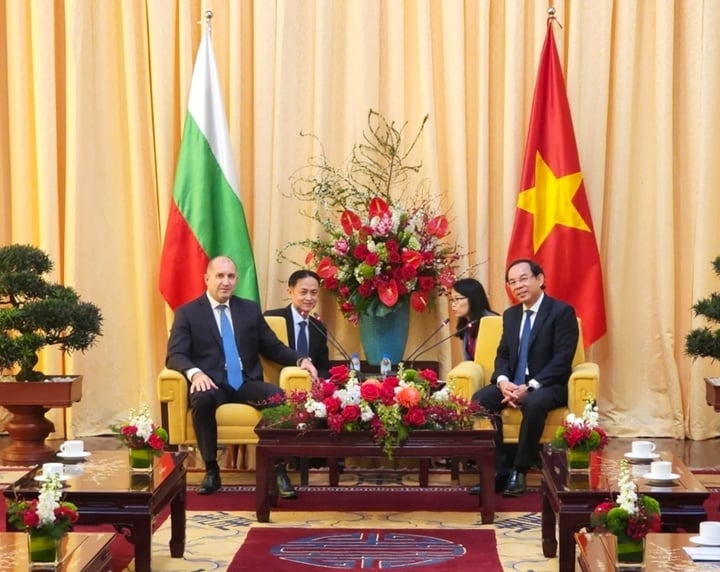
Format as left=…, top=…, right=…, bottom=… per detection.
left=527, top=380, right=541, bottom=392
left=297, top=357, right=312, bottom=367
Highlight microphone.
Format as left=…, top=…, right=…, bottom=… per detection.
left=304, top=312, right=353, bottom=364
left=404, top=318, right=450, bottom=362
left=407, top=318, right=480, bottom=366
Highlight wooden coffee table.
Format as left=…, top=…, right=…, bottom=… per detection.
left=3, top=450, right=187, bottom=572
left=576, top=531, right=716, bottom=571
left=255, top=419, right=496, bottom=524
left=0, top=532, right=113, bottom=571
left=540, top=446, right=709, bottom=571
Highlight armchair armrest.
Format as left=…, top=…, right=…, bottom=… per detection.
left=446, top=360, right=486, bottom=401
left=157, top=367, right=189, bottom=444
left=567, top=362, right=600, bottom=416
left=279, top=366, right=312, bottom=392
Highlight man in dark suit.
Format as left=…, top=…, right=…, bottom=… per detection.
left=264, top=269, right=331, bottom=379
left=166, top=256, right=318, bottom=496
left=472, top=259, right=578, bottom=497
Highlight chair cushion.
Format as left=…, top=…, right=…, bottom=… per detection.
left=499, top=406, right=568, bottom=443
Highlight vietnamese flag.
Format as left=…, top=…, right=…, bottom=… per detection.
left=159, top=29, right=259, bottom=309
left=506, top=20, right=606, bottom=347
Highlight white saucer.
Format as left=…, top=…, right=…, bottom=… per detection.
left=642, top=472, right=680, bottom=483
left=34, top=474, right=71, bottom=482
left=624, top=452, right=660, bottom=462
left=57, top=451, right=91, bottom=460
left=689, top=536, right=720, bottom=546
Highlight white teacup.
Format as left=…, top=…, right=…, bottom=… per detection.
left=42, top=462, right=64, bottom=478
left=59, top=440, right=85, bottom=456
left=699, top=521, right=720, bottom=544
left=631, top=440, right=656, bottom=457
left=649, top=460, right=672, bottom=479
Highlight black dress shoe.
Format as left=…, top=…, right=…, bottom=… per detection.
left=503, top=470, right=526, bottom=497
left=468, top=470, right=511, bottom=495
left=275, top=463, right=298, bottom=499
left=197, top=470, right=221, bottom=495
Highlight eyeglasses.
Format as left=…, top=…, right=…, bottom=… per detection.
left=450, top=296, right=467, bottom=304
left=507, top=274, right=534, bottom=288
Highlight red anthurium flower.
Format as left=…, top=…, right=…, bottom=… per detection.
left=426, top=215, right=449, bottom=237
left=304, top=251, right=315, bottom=265
left=368, top=197, right=390, bottom=218
left=401, top=250, right=423, bottom=269
left=410, top=291, right=428, bottom=312
left=316, top=256, right=338, bottom=279
left=377, top=279, right=399, bottom=307
left=340, top=210, right=362, bottom=235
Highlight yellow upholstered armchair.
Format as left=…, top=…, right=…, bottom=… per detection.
left=446, top=315, right=599, bottom=443
left=156, top=316, right=311, bottom=468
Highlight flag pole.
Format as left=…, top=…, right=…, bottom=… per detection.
left=203, top=10, right=213, bottom=35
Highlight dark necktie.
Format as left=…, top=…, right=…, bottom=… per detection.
left=218, top=305, right=243, bottom=389
left=514, top=309, right=534, bottom=385
left=297, top=320, right=309, bottom=356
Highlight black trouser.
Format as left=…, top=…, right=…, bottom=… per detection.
left=190, top=380, right=284, bottom=464
left=472, top=383, right=567, bottom=471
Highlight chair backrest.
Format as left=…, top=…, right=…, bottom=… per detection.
left=472, top=315, right=585, bottom=372
left=260, top=316, right=290, bottom=384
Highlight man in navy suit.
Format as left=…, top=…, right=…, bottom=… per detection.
left=472, top=259, right=578, bottom=497
left=264, top=269, right=331, bottom=379
left=166, top=256, right=318, bottom=496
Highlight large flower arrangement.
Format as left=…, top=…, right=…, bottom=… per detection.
left=590, top=459, right=662, bottom=542
left=7, top=474, right=78, bottom=538
left=552, top=397, right=609, bottom=452
left=110, top=403, right=168, bottom=454
left=281, top=110, right=465, bottom=322
left=262, top=364, right=482, bottom=457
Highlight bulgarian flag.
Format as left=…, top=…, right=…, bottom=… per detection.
left=159, top=29, right=259, bottom=309
left=506, top=19, right=607, bottom=347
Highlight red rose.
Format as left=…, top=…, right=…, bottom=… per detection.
left=419, top=368, right=438, bottom=384
left=341, top=404, right=361, bottom=422
left=418, top=276, right=436, bottom=291
left=323, top=396, right=342, bottom=414
left=360, top=381, right=382, bottom=402
left=403, top=407, right=426, bottom=426
left=365, top=252, right=379, bottom=266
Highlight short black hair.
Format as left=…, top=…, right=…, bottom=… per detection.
left=505, top=259, right=546, bottom=290
left=288, top=269, right=320, bottom=287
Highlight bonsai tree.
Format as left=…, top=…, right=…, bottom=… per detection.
left=686, top=256, right=720, bottom=361
left=0, top=244, right=103, bottom=381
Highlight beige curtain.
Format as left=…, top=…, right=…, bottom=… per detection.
left=0, top=0, right=718, bottom=440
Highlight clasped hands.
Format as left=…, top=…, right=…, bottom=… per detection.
left=499, top=379, right=529, bottom=408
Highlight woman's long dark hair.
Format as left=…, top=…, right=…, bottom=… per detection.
left=453, top=278, right=494, bottom=339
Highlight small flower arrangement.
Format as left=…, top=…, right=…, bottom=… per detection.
left=590, top=459, right=662, bottom=542
left=110, top=403, right=168, bottom=453
left=552, top=396, right=609, bottom=452
left=261, top=364, right=482, bottom=457
left=7, top=474, right=78, bottom=538
left=281, top=110, right=468, bottom=323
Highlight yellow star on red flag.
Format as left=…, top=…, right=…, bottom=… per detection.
left=517, top=151, right=591, bottom=252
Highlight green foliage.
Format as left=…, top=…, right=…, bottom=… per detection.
left=686, top=257, right=720, bottom=361
left=0, top=244, right=103, bottom=380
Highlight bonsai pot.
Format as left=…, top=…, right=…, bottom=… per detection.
left=0, top=376, right=82, bottom=464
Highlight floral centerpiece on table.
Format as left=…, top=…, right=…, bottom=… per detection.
left=590, top=459, right=661, bottom=562
left=110, top=403, right=168, bottom=454
left=7, top=474, right=78, bottom=539
left=552, top=396, right=609, bottom=453
left=262, top=364, right=482, bottom=457
left=280, top=110, right=467, bottom=323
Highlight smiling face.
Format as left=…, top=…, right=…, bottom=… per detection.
left=506, top=261, right=544, bottom=307
left=288, top=275, right=320, bottom=316
left=205, top=256, right=238, bottom=303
